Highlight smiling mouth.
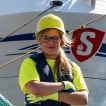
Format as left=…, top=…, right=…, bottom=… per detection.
left=48, top=46, right=55, bottom=49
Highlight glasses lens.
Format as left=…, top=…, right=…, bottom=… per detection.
left=52, top=36, right=60, bottom=43
left=42, top=36, right=49, bottom=43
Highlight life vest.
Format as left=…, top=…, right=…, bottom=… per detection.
left=25, top=52, right=74, bottom=106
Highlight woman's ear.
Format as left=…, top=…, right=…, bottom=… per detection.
left=60, top=39, right=64, bottom=45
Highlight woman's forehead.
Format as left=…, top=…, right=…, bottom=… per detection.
left=42, top=28, right=61, bottom=35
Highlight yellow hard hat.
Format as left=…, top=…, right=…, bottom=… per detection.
left=35, top=14, right=66, bottom=35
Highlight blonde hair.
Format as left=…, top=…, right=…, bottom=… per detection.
left=54, top=34, right=73, bottom=79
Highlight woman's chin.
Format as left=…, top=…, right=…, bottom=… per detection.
left=44, top=52, right=58, bottom=59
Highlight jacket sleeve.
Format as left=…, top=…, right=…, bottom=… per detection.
left=19, top=58, right=40, bottom=93
left=72, top=62, right=88, bottom=92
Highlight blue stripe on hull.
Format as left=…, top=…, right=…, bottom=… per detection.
left=98, top=43, right=106, bottom=53
left=95, top=53, right=106, bottom=57
left=95, top=43, right=106, bottom=57
left=0, top=33, right=35, bottom=42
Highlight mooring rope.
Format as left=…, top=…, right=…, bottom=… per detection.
left=67, top=14, right=106, bottom=36
left=0, top=7, right=54, bottom=41
left=0, top=47, right=40, bottom=69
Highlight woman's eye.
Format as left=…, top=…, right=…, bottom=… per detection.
left=44, top=37, right=49, bottom=40
left=54, top=37, right=59, bottom=40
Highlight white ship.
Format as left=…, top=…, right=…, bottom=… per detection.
left=0, top=0, right=106, bottom=106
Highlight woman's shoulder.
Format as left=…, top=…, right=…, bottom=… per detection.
left=21, top=57, right=36, bottom=66
left=71, top=61, right=81, bottom=73
left=71, top=62, right=79, bottom=67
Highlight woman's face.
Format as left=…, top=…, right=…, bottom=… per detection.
left=39, top=29, right=62, bottom=59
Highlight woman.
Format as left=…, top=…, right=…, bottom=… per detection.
left=19, top=14, right=89, bottom=106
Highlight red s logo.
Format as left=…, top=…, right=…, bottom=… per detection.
left=71, top=28, right=105, bottom=62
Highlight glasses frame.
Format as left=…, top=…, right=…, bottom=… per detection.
left=41, top=35, right=61, bottom=43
